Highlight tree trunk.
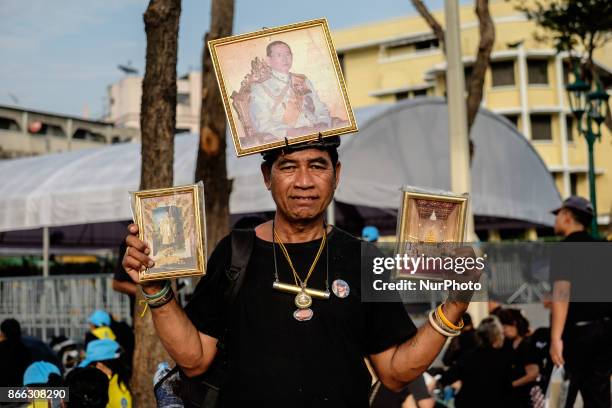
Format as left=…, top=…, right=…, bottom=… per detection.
left=466, top=0, right=495, bottom=130
left=133, top=0, right=181, bottom=406
left=195, top=0, right=235, bottom=256
left=409, top=0, right=495, bottom=137
left=411, top=0, right=446, bottom=52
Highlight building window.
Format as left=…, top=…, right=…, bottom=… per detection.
left=28, top=123, right=66, bottom=138
left=72, top=129, right=106, bottom=143
left=570, top=173, right=578, bottom=196
left=413, top=89, right=427, bottom=97
left=531, top=115, right=553, bottom=141
left=527, top=59, right=549, bottom=85
left=491, top=61, right=515, bottom=87
left=177, top=93, right=190, bottom=107
left=383, top=36, right=439, bottom=58
left=414, top=38, right=439, bottom=50
left=395, top=91, right=409, bottom=101
left=0, top=117, right=20, bottom=131
left=46, top=124, right=66, bottom=138
left=337, top=53, right=345, bottom=75
left=565, top=116, right=574, bottom=142
left=503, top=114, right=519, bottom=128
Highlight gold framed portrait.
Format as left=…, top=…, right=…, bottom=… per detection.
left=208, top=18, right=357, bottom=157
left=393, top=188, right=469, bottom=280
left=131, top=183, right=206, bottom=281
left=397, top=189, right=469, bottom=244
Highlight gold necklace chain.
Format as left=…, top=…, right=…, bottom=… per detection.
left=273, top=227, right=327, bottom=288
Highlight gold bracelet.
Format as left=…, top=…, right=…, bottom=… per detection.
left=428, top=310, right=460, bottom=337
left=437, top=304, right=464, bottom=331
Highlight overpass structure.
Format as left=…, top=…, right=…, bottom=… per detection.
left=0, top=104, right=139, bottom=158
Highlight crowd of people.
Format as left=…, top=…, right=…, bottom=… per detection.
left=366, top=308, right=553, bottom=408
left=1, top=133, right=609, bottom=408
left=0, top=310, right=133, bottom=408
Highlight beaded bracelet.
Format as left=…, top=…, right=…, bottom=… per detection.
left=140, top=280, right=171, bottom=301
left=148, top=289, right=174, bottom=309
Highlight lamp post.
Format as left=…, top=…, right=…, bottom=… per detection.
left=565, top=66, right=609, bottom=238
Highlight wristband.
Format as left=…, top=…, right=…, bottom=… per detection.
left=428, top=310, right=460, bottom=337
left=148, top=289, right=174, bottom=309
left=141, top=280, right=171, bottom=301
left=437, top=304, right=464, bottom=331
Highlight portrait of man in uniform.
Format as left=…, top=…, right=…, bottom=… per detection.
left=209, top=19, right=357, bottom=156
left=248, top=40, right=343, bottom=141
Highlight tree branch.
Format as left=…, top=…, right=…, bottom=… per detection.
left=466, top=0, right=495, bottom=131
left=411, top=0, right=446, bottom=52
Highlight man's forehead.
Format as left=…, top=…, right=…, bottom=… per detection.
left=270, top=43, right=291, bottom=54
left=276, top=148, right=332, bottom=162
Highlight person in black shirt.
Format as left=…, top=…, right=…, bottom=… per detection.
left=370, top=374, right=434, bottom=408
left=496, top=308, right=539, bottom=408
left=438, top=316, right=513, bottom=408
left=442, top=312, right=478, bottom=367
left=0, top=318, right=32, bottom=387
left=122, top=137, right=477, bottom=407
left=549, top=196, right=612, bottom=408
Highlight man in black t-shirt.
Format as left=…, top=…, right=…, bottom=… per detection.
left=549, top=196, right=612, bottom=408
left=122, top=137, right=475, bottom=407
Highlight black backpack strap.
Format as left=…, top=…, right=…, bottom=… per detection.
left=217, top=228, right=255, bottom=351
left=225, top=228, right=255, bottom=303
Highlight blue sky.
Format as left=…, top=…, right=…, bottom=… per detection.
left=0, top=0, right=450, bottom=118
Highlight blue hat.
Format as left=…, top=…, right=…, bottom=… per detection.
left=78, top=339, right=121, bottom=368
left=362, top=226, right=379, bottom=242
left=88, top=310, right=111, bottom=327
left=551, top=196, right=594, bottom=217
left=23, top=361, right=61, bottom=386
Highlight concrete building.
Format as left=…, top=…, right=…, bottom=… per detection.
left=332, top=0, right=612, bottom=229
left=106, top=71, right=201, bottom=133
left=0, top=105, right=139, bottom=159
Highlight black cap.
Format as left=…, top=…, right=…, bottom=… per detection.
left=551, top=196, right=594, bottom=216
left=261, top=135, right=341, bottom=162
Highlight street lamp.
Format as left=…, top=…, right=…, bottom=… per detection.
left=565, top=65, right=610, bottom=238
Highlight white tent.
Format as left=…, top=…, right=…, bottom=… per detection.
left=0, top=97, right=560, bottom=234
left=335, top=98, right=561, bottom=226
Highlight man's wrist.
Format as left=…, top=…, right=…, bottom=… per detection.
left=141, top=280, right=168, bottom=296
left=442, top=301, right=469, bottom=324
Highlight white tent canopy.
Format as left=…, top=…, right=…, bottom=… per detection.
left=335, top=98, right=561, bottom=226
left=0, top=97, right=560, bottom=233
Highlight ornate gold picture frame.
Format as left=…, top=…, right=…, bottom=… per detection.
left=131, top=183, right=206, bottom=281
left=393, top=188, right=469, bottom=280
left=397, top=189, right=468, bottom=244
left=208, top=18, right=357, bottom=157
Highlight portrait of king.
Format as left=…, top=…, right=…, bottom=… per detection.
left=231, top=40, right=348, bottom=148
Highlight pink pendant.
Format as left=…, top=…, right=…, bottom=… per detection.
left=293, top=308, right=313, bottom=322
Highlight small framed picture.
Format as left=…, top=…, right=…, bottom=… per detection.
left=393, top=188, right=469, bottom=280
left=208, top=18, right=357, bottom=157
left=131, top=183, right=206, bottom=281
